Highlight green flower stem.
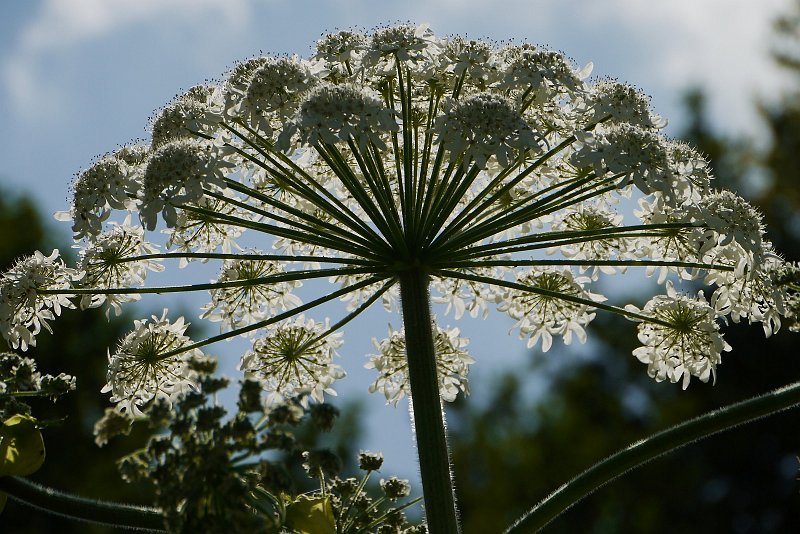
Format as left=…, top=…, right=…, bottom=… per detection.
left=398, top=269, right=460, bottom=534
left=438, top=222, right=695, bottom=261
left=504, top=380, right=800, bottom=533
left=446, top=259, right=734, bottom=272
left=42, top=266, right=377, bottom=296
left=179, top=202, right=382, bottom=260
left=116, top=252, right=376, bottom=266
left=436, top=269, right=670, bottom=327
left=157, top=274, right=387, bottom=359
left=0, top=476, right=165, bottom=532
left=222, top=122, right=381, bottom=241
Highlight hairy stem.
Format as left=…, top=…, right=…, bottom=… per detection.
left=504, top=380, right=800, bottom=533
left=0, top=476, right=165, bottom=532
left=398, top=269, right=460, bottom=534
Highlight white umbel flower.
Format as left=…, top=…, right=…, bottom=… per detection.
left=201, top=255, right=302, bottom=330
left=499, top=267, right=604, bottom=352
left=139, top=139, right=232, bottom=229
left=150, top=84, right=223, bottom=148
left=278, top=83, right=399, bottom=151
left=0, top=250, right=78, bottom=350
left=56, top=144, right=147, bottom=239
left=366, top=324, right=474, bottom=404
left=627, top=283, right=731, bottom=389
left=77, top=220, right=163, bottom=316
left=434, top=92, right=541, bottom=169
left=239, top=315, right=344, bottom=405
left=102, top=310, right=202, bottom=415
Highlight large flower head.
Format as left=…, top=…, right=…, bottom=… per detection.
left=46, top=24, right=797, bottom=416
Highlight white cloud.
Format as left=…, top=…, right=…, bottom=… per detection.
left=2, top=0, right=252, bottom=117
left=575, top=0, right=793, bottom=134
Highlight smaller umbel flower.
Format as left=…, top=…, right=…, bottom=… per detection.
left=627, top=283, right=731, bottom=389
left=434, top=92, right=540, bottom=168
left=0, top=250, right=78, bottom=351
left=366, top=324, right=474, bottom=404
left=499, top=44, right=588, bottom=99
left=201, top=255, right=302, bottom=330
left=380, top=476, right=412, bottom=501
left=358, top=450, right=384, bottom=471
left=240, top=57, right=317, bottom=134
left=139, top=139, right=232, bottom=230
left=692, top=190, right=765, bottom=272
left=77, top=219, right=163, bottom=315
left=55, top=144, right=148, bottom=239
left=239, top=315, right=345, bottom=405
left=150, top=84, right=223, bottom=148
left=499, top=266, right=604, bottom=352
left=278, top=83, right=399, bottom=151
left=0, top=351, right=76, bottom=420
left=581, top=79, right=665, bottom=128
left=103, top=310, right=202, bottom=415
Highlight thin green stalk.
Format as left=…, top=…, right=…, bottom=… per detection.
left=0, top=476, right=165, bottom=532
left=178, top=202, right=380, bottom=260
left=398, top=269, right=460, bottom=534
left=115, top=252, right=375, bottom=266
left=439, top=223, right=694, bottom=261
left=446, top=259, right=735, bottom=272
left=504, top=380, right=800, bottom=533
left=46, top=266, right=377, bottom=296
left=435, top=269, right=670, bottom=327
left=157, top=274, right=388, bottom=359
left=202, top=188, right=380, bottom=253
left=223, top=121, right=382, bottom=244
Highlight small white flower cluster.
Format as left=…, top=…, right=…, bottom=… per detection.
left=0, top=250, right=78, bottom=350
left=498, top=267, right=604, bottom=352
left=500, top=45, right=588, bottom=99
left=201, top=255, right=302, bottom=329
left=573, top=123, right=672, bottom=198
left=55, top=144, right=148, bottom=239
left=366, top=325, right=474, bottom=404
left=582, top=79, right=666, bottom=128
left=277, top=83, right=399, bottom=151
left=77, top=220, right=164, bottom=315
left=140, top=139, right=232, bottom=229
left=240, top=57, right=318, bottom=133
left=627, top=283, right=731, bottom=389
left=551, top=203, right=627, bottom=276
left=103, top=310, right=202, bottom=415
left=239, top=315, right=345, bottom=405
left=434, top=92, right=541, bottom=168
left=150, top=84, right=223, bottom=148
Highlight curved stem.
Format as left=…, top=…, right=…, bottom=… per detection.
left=398, top=269, right=460, bottom=534
left=504, top=380, right=800, bottom=533
left=0, top=476, right=165, bottom=532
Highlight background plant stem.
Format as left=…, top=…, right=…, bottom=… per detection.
left=504, top=380, right=800, bottom=533
left=0, top=476, right=165, bottom=532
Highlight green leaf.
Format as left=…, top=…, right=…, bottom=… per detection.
left=285, top=494, right=335, bottom=534
left=0, top=414, right=45, bottom=477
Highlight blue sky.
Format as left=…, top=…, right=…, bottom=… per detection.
left=0, top=0, right=794, bottom=490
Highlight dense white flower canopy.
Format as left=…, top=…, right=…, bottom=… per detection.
left=1, top=24, right=799, bottom=415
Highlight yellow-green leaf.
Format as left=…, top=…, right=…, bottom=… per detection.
left=0, top=414, right=45, bottom=477
left=285, top=494, right=335, bottom=534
